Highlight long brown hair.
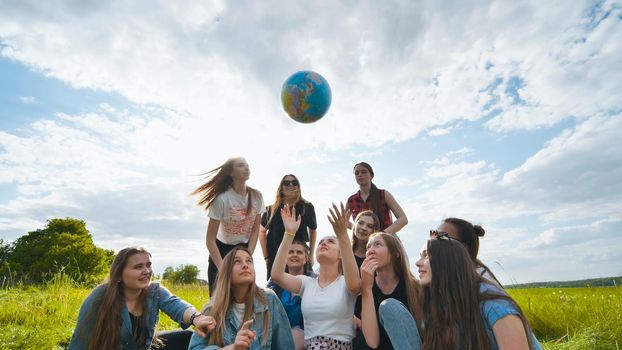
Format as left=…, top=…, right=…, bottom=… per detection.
left=443, top=218, right=502, bottom=287
left=203, top=247, right=270, bottom=346
left=422, top=238, right=535, bottom=350
left=191, top=157, right=258, bottom=213
left=265, top=174, right=308, bottom=228
left=368, top=232, right=422, bottom=326
left=351, top=210, right=380, bottom=253
left=81, top=247, right=152, bottom=350
left=354, top=162, right=381, bottom=216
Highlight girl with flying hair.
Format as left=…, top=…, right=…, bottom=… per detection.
left=188, top=246, right=294, bottom=350
left=191, top=157, right=265, bottom=294
left=272, top=203, right=361, bottom=350
left=357, top=232, right=423, bottom=350
left=430, top=217, right=502, bottom=287
left=347, top=162, right=408, bottom=234
left=69, top=247, right=215, bottom=350
left=259, top=174, right=317, bottom=280
left=381, top=234, right=542, bottom=350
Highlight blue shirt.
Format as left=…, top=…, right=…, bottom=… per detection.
left=480, top=283, right=542, bottom=350
left=68, top=282, right=192, bottom=350
left=188, top=289, right=294, bottom=350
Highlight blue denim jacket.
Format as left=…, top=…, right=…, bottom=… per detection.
left=188, top=289, right=294, bottom=350
left=68, top=282, right=192, bottom=350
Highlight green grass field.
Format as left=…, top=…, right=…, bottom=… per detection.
left=1, top=278, right=620, bottom=349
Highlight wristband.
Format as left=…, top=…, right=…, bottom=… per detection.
left=189, top=311, right=202, bottom=326
left=285, top=231, right=295, bottom=237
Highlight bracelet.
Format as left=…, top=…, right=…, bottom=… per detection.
left=189, top=311, right=202, bottom=326
left=285, top=231, right=295, bottom=237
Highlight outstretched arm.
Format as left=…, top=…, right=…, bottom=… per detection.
left=328, top=202, right=361, bottom=295
left=270, top=205, right=303, bottom=294
left=383, top=191, right=408, bottom=234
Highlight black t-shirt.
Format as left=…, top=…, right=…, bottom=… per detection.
left=355, top=278, right=409, bottom=350
left=261, top=202, right=317, bottom=260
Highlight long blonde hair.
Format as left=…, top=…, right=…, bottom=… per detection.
left=368, top=233, right=422, bottom=327
left=265, top=174, right=308, bottom=228
left=191, top=157, right=258, bottom=213
left=204, top=247, right=270, bottom=346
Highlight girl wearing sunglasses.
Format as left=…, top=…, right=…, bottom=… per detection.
left=430, top=217, right=502, bottom=287
left=259, top=174, right=317, bottom=280
left=380, top=234, right=542, bottom=350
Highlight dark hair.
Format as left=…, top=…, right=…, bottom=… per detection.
left=443, top=218, right=502, bottom=287
left=351, top=210, right=380, bottom=253
left=266, top=174, right=308, bottom=228
left=354, top=162, right=381, bottom=217
left=422, top=238, right=535, bottom=350
left=81, top=247, right=153, bottom=350
left=191, top=157, right=258, bottom=213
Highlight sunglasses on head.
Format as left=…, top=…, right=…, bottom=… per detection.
left=282, top=180, right=299, bottom=187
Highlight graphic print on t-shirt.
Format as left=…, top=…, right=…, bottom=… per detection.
left=222, top=206, right=256, bottom=237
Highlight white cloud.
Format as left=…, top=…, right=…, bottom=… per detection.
left=19, top=96, right=37, bottom=104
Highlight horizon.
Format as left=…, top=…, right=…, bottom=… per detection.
left=1, top=1, right=621, bottom=286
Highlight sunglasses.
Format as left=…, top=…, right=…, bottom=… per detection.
left=282, top=180, right=299, bottom=187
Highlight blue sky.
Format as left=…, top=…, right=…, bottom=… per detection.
left=1, top=0, right=621, bottom=284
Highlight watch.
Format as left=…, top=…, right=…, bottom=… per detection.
left=189, top=311, right=202, bottom=326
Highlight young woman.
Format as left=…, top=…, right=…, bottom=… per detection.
left=271, top=203, right=361, bottom=349
left=351, top=210, right=380, bottom=268
left=347, top=162, right=407, bottom=234
left=69, top=247, right=215, bottom=350
left=357, top=232, right=422, bottom=350
left=381, top=234, right=542, bottom=350
left=259, top=174, right=317, bottom=280
left=188, top=247, right=294, bottom=350
left=191, top=157, right=265, bottom=293
left=266, top=240, right=317, bottom=350
left=431, top=217, right=502, bottom=286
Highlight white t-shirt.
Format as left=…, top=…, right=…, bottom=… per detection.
left=208, top=187, right=265, bottom=245
left=299, top=274, right=357, bottom=342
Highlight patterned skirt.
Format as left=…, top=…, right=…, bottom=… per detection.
left=304, top=336, right=353, bottom=350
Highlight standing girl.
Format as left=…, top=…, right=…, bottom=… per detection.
left=272, top=203, right=361, bottom=349
left=69, top=247, right=214, bottom=350
left=188, top=247, right=294, bottom=349
left=192, top=157, right=264, bottom=293
left=259, top=174, right=317, bottom=280
left=347, top=162, right=407, bottom=234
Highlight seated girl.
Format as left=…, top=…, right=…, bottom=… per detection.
left=69, top=247, right=214, bottom=350
left=271, top=203, right=361, bottom=350
left=380, top=234, right=542, bottom=350
left=188, top=247, right=294, bottom=350
left=266, top=240, right=317, bottom=350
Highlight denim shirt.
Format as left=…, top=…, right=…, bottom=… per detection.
left=188, top=289, right=294, bottom=350
left=68, top=282, right=192, bottom=350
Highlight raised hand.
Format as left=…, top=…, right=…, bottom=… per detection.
left=328, top=202, right=351, bottom=240
left=193, top=315, right=216, bottom=338
left=360, top=255, right=377, bottom=291
left=234, top=319, right=257, bottom=350
left=280, top=204, right=301, bottom=235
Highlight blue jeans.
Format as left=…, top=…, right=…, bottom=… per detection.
left=378, top=298, right=422, bottom=350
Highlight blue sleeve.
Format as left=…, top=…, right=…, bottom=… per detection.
left=481, top=297, right=520, bottom=328
left=155, top=284, right=193, bottom=328
left=268, top=293, right=295, bottom=349
left=68, top=285, right=106, bottom=350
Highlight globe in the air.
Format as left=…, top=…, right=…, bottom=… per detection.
left=281, top=71, right=332, bottom=123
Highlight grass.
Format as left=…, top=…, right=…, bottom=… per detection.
left=0, top=279, right=620, bottom=349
